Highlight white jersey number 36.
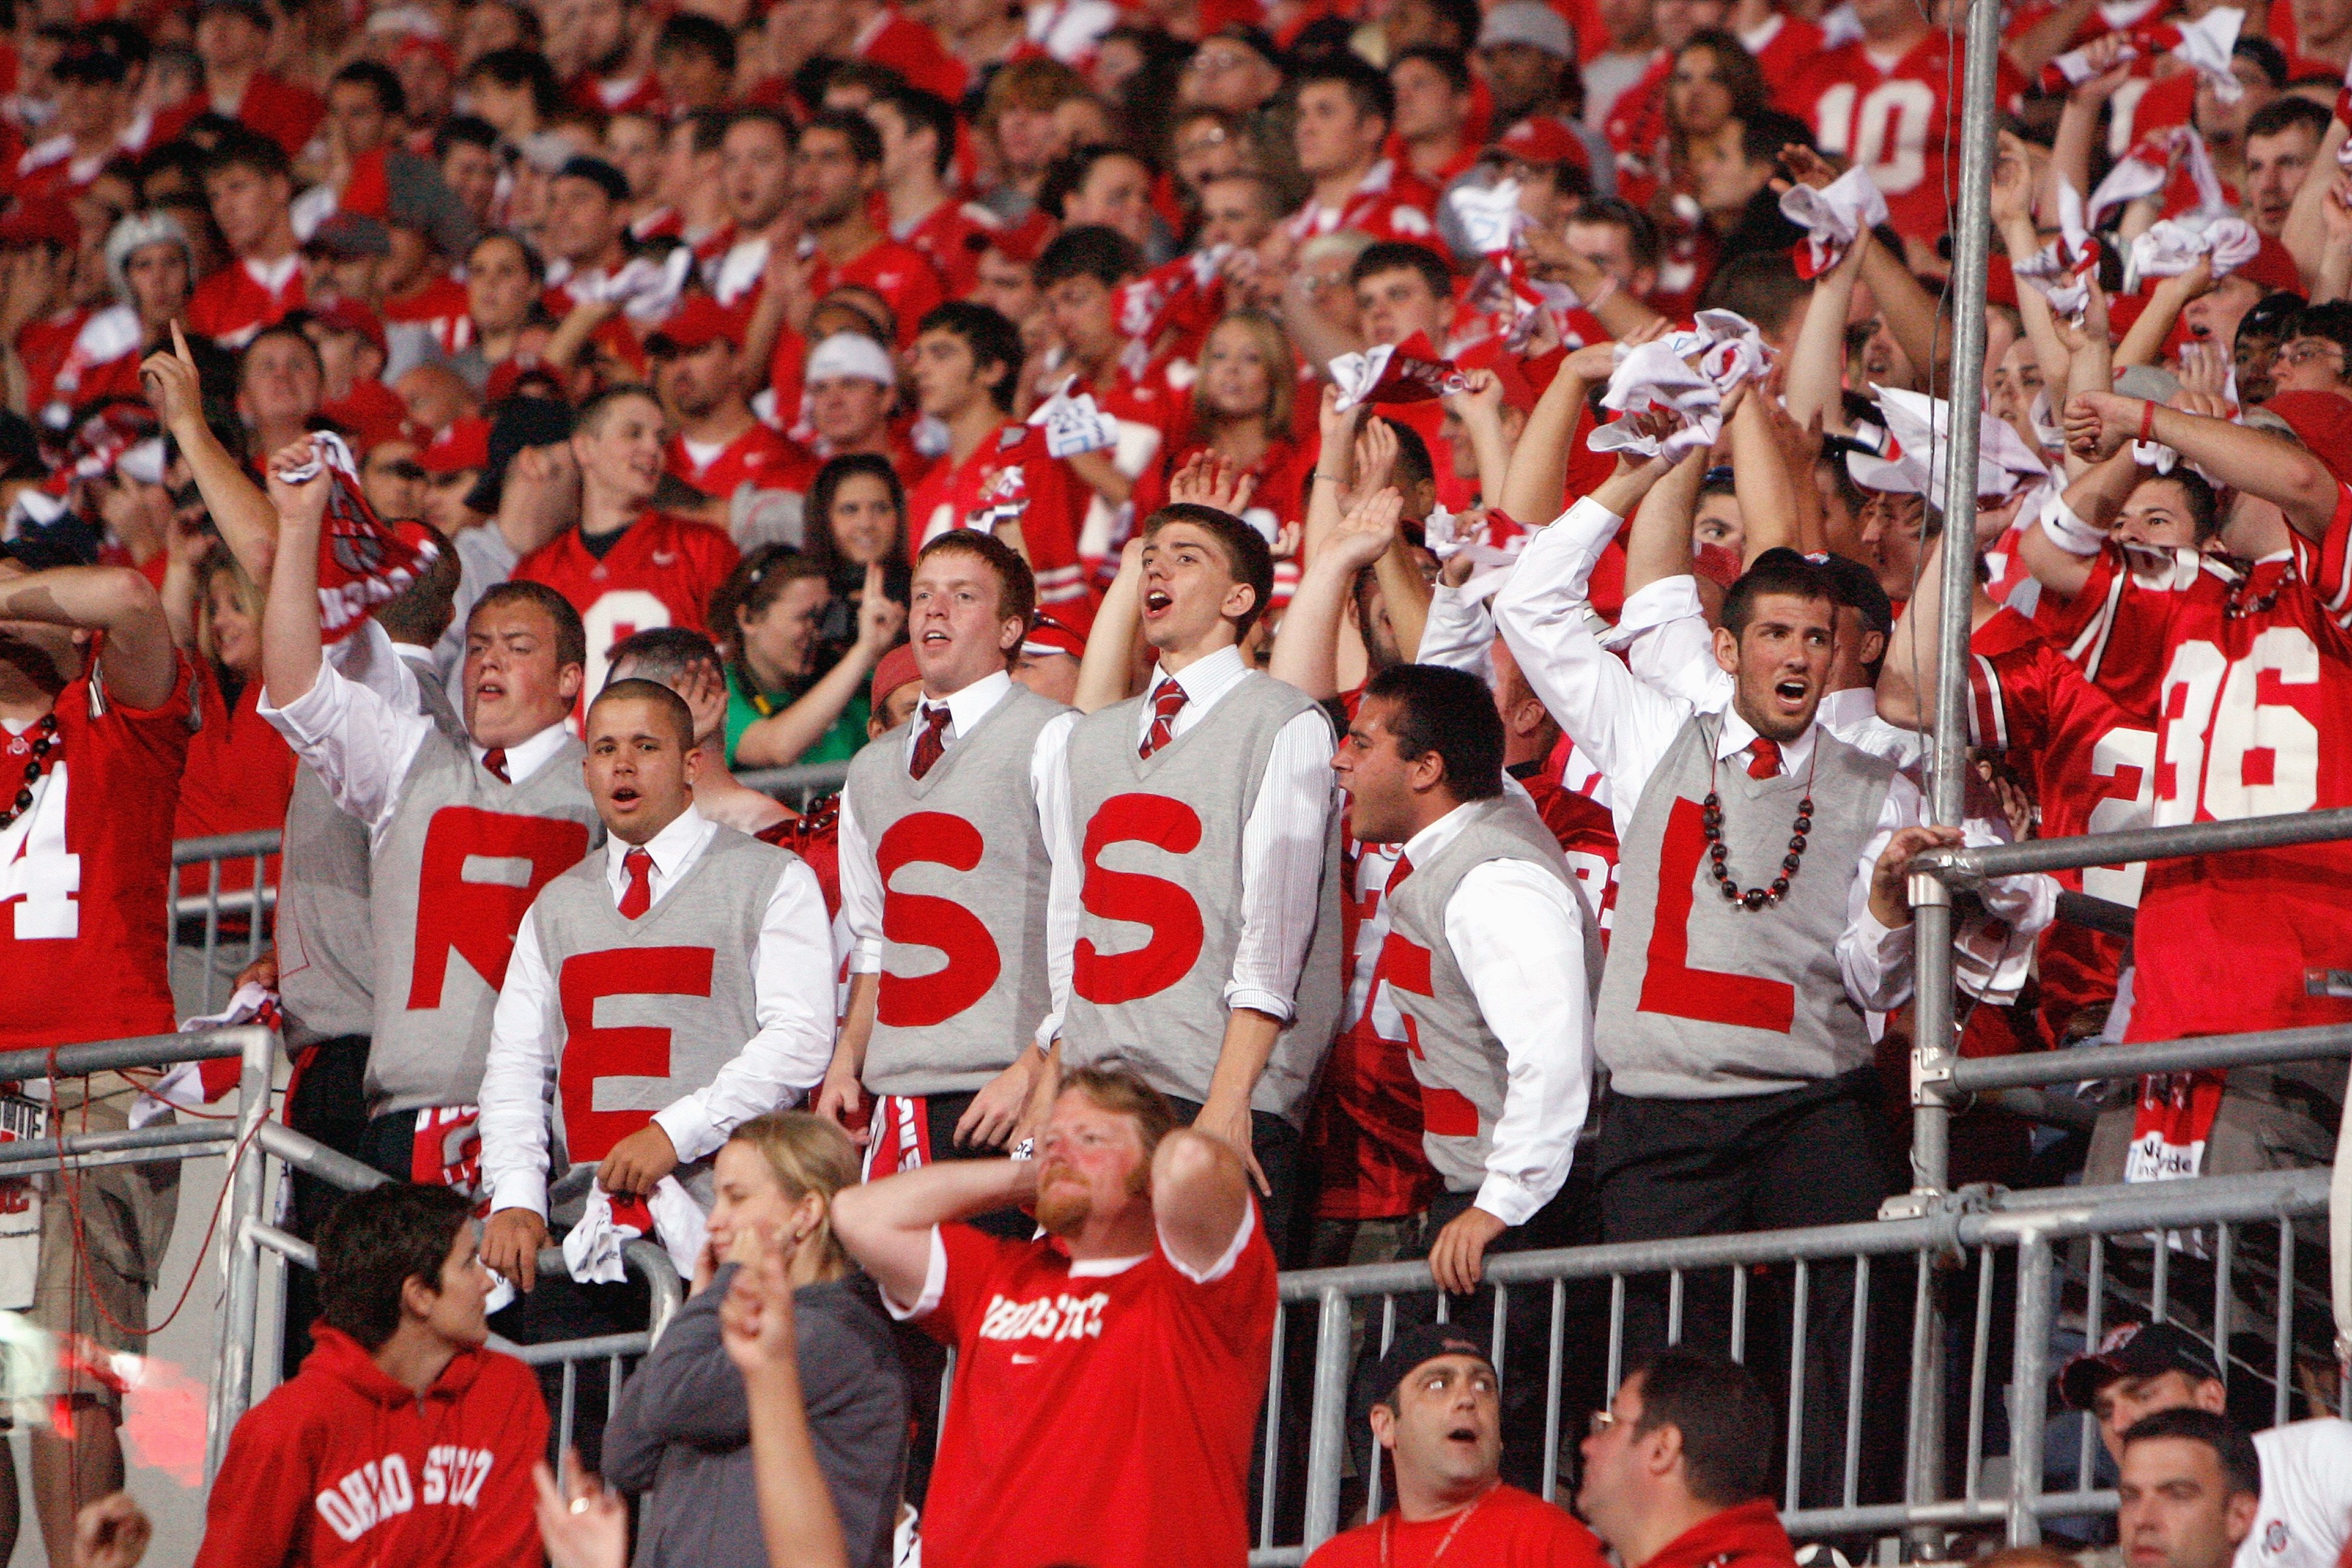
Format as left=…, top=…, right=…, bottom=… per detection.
left=0, top=759, right=80, bottom=939
left=2154, top=630, right=2322, bottom=823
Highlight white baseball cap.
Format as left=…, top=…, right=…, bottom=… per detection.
left=805, top=332, right=898, bottom=387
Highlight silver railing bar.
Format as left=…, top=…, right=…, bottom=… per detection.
left=1948, top=1025, right=2352, bottom=1093
left=1916, top=806, right=2352, bottom=885
left=0, top=1030, right=246, bottom=1082
left=0, top=1122, right=232, bottom=1170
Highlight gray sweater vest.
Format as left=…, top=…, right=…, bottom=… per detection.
left=366, top=732, right=601, bottom=1117
left=1383, top=795, right=1599, bottom=1196
left=526, top=826, right=791, bottom=1216
left=1061, top=670, right=1342, bottom=1127
left=843, top=684, right=1067, bottom=1096
left=278, top=663, right=460, bottom=1044
left=1598, top=715, right=1896, bottom=1100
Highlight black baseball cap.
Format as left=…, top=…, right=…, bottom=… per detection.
left=1810, top=552, right=1895, bottom=642
left=2058, top=1321, right=2224, bottom=1411
left=463, top=396, right=577, bottom=517
left=1356, top=1324, right=1497, bottom=1420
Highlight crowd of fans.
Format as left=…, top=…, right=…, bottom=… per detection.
left=3, top=0, right=2352, bottom=1555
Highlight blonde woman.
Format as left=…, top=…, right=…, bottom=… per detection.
left=604, top=1113, right=906, bottom=1568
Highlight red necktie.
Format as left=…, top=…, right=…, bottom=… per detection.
left=1386, top=851, right=1413, bottom=893
left=482, top=747, right=510, bottom=783
left=618, top=846, right=653, bottom=919
left=1746, top=737, right=1782, bottom=780
left=1139, top=682, right=1188, bottom=759
left=909, top=704, right=953, bottom=780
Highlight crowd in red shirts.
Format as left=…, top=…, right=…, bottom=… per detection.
left=6, top=0, right=2352, bottom=1556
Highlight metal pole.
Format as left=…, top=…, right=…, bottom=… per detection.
left=1299, top=1288, right=1353, bottom=1552
left=207, top=1025, right=276, bottom=1477
left=2007, top=1234, right=2054, bottom=1546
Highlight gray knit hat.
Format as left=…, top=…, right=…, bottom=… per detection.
left=102, top=211, right=194, bottom=303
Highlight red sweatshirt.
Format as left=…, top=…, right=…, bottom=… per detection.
left=194, top=1326, right=549, bottom=1568
left=1639, top=1498, right=1802, bottom=1568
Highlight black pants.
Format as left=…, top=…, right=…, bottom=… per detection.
left=281, top=1036, right=371, bottom=1380
left=1595, top=1068, right=1902, bottom=1510
left=1162, top=1094, right=1305, bottom=1267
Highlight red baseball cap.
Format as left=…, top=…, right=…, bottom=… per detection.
left=418, top=416, right=491, bottom=475
left=1020, top=613, right=1085, bottom=658
left=869, top=642, right=923, bottom=713
left=309, top=297, right=388, bottom=359
left=1496, top=116, right=1586, bottom=168
left=985, top=209, right=1056, bottom=267
left=0, top=196, right=79, bottom=250
left=645, top=292, right=737, bottom=355
left=2259, top=390, right=2352, bottom=488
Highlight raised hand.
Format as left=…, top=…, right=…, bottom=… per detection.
left=1441, top=366, right=1506, bottom=423
left=1325, top=485, right=1404, bottom=573
left=1348, top=416, right=1399, bottom=507
left=719, top=1227, right=803, bottom=1375
left=1777, top=143, right=1844, bottom=192
left=263, top=436, right=333, bottom=531
left=854, top=562, right=907, bottom=650
left=534, top=1452, right=626, bottom=1568
left=2062, top=390, right=2140, bottom=462
left=2066, top=33, right=2137, bottom=103
left=140, top=321, right=206, bottom=436
left=2177, top=339, right=2230, bottom=400
left=1168, top=448, right=1259, bottom=515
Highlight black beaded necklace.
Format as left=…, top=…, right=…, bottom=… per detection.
left=1700, top=726, right=1820, bottom=912
left=0, top=713, right=60, bottom=831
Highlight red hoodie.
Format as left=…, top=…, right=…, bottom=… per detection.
left=194, top=1326, right=549, bottom=1568
left=1639, top=1498, right=1802, bottom=1568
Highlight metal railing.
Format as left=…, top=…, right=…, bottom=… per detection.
left=1249, top=1169, right=2334, bottom=1565
left=171, top=831, right=280, bottom=1015
left=733, top=759, right=851, bottom=811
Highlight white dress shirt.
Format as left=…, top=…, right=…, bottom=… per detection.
left=1397, top=803, right=1596, bottom=1227
left=1046, top=644, right=1338, bottom=1027
left=258, top=621, right=571, bottom=852
left=1492, top=497, right=1919, bottom=1013
left=478, top=803, right=837, bottom=1220
left=1416, top=582, right=1497, bottom=685
left=835, top=669, right=1080, bottom=1047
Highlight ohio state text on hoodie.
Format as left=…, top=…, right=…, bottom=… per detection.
left=194, top=1325, right=549, bottom=1568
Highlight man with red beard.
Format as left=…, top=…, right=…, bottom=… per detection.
left=833, top=1062, right=1275, bottom=1568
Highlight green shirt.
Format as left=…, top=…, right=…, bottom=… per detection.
left=724, top=663, right=870, bottom=770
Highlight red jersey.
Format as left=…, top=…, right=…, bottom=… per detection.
left=187, top=256, right=306, bottom=350
left=2122, top=497, right=2352, bottom=1045
left=910, top=1213, right=1276, bottom=1568
left=1521, top=771, right=1621, bottom=941
left=1964, top=607, right=2157, bottom=1040
left=666, top=422, right=819, bottom=500
left=514, top=513, right=742, bottom=700
left=854, top=8, right=972, bottom=101
left=895, top=198, right=999, bottom=298
left=13, top=309, right=87, bottom=419
left=2024, top=538, right=2203, bottom=719
left=0, top=658, right=195, bottom=1051
left=1792, top=34, right=2025, bottom=241
left=1305, top=1485, right=1611, bottom=1568
left=220, top=73, right=325, bottom=160
left=193, top=1327, right=546, bottom=1568
left=568, top=69, right=664, bottom=117
left=1747, top=12, right=1830, bottom=109
left=1282, top=160, right=1440, bottom=246
left=804, top=235, right=945, bottom=349
left=173, top=667, right=296, bottom=901
left=382, top=275, right=476, bottom=361
left=909, top=423, right=1097, bottom=627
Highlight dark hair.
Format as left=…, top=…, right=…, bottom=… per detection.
left=2246, top=95, right=2330, bottom=144
left=1039, top=145, right=1154, bottom=223
left=677, top=106, right=733, bottom=157
left=2240, top=290, right=2307, bottom=346
left=434, top=114, right=499, bottom=161
left=1700, top=250, right=1809, bottom=338
left=918, top=529, right=1037, bottom=639
left=725, top=106, right=795, bottom=151
left=370, top=533, right=463, bottom=645
left=877, top=87, right=959, bottom=179
left=606, top=624, right=723, bottom=688
left=823, top=60, right=912, bottom=99
left=655, top=11, right=736, bottom=74
left=468, top=227, right=545, bottom=282
left=203, top=127, right=292, bottom=184
left=589, top=673, right=696, bottom=748
left=465, top=45, right=565, bottom=118
left=2285, top=299, right=2352, bottom=376
left=1350, top=240, right=1454, bottom=299
left=1390, top=44, right=1471, bottom=93
left=1626, top=1349, right=1777, bottom=1506
left=806, top=453, right=908, bottom=575
left=1722, top=547, right=1835, bottom=638
left=917, top=301, right=1025, bottom=412
left=1672, top=30, right=1768, bottom=129
left=1570, top=197, right=1662, bottom=272
left=798, top=108, right=884, bottom=168
left=1293, top=54, right=1396, bottom=131
left=472, top=579, right=588, bottom=671
left=330, top=59, right=405, bottom=117
left=242, top=321, right=323, bottom=379
left=1416, top=0, right=1483, bottom=47
left=575, top=381, right=664, bottom=435
left=2140, top=467, right=2223, bottom=543
left=2120, top=1408, right=2263, bottom=1500
left=1036, top=221, right=1142, bottom=288
left=2233, top=36, right=2288, bottom=88
left=1386, top=418, right=1434, bottom=495
left=1143, top=503, right=1275, bottom=637
left=315, top=1183, right=473, bottom=1352
left=1738, top=109, right=1814, bottom=168
left=1362, top=664, right=1503, bottom=801
left=713, top=544, right=827, bottom=664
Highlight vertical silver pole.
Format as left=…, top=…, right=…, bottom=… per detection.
left=2007, top=1235, right=2053, bottom=1547
left=1301, top=1288, right=1354, bottom=1552
left=207, top=1025, right=275, bottom=1477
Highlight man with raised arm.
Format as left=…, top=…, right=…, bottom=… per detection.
left=820, top=532, right=1077, bottom=1184
left=256, top=437, right=603, bottom=1197
left=831, top=1062, right=1275, bottom=1568
left=1048, top=501, right=1344, bottom=1256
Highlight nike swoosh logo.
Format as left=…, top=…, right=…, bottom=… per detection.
left=1010, top=1353, right=1037, bottom=1364
left=652, top=550, right=678, bottom=566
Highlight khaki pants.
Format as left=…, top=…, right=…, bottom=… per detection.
left=32, top=1075, right=181, bottom=1410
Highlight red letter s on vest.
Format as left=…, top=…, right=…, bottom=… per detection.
left=876, top=812, right=1002, bottom=1028
left=557, top=946, right=716, bottom=1161
left=407, top=808, right=592, bottom=1008
left=1072, top=793, right=1205, bottom=1005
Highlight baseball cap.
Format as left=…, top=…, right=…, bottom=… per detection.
left=1497, top=115, right=1583, bottom=167
left=0, top=197, right=79, bottom=250
left=51, top=41, right=130, bottom=86
left=805, top=332, right=898, bottom=387
left=306, top=211, right=393, bottom=260
left=198, top=0, right=273, bottom=27
left=1809, top=552, right=1894, bottom=642
left=418, top=416, right=491, bottom=475
left=554, top=154, right=630, bottom=205
left=2058, top=1321, right=2224, bottom=1412
left=465, top=396, right=577, bottom=515
left=644, top=293, right=737, bottom=356
left=1353, top=1324, right=1498, bottom=1431
left=870, top=642, right=923, bottom=713
left=984, top=209, right=1056, bottom=267
left=1021, top=613, right=1085, bottom=659
left=308, top=298, right=388, bottom=359
left=1478, top=0, right=1574, bottom=59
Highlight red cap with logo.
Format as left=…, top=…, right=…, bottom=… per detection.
left=1496, top=116, right=1586, bottom=168
left=646, top=292, right=738, bottom=354
left=309, top=297, right=388, bottom=359
left=869, top=642, right=924, bottom=713
left=418, top=416, right=492, bottom=475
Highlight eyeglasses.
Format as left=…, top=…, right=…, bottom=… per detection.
left=2277, top=339, right=2344, bottom=368
left=1175, top=127, right=1230, bottom=157
left=1184, top=50, right=1252, bottom=75
left=1588, top=1409, right=1621, bottom=1437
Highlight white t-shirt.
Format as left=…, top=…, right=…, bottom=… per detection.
left=2238, top=1420, right=2352, bottom=1568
